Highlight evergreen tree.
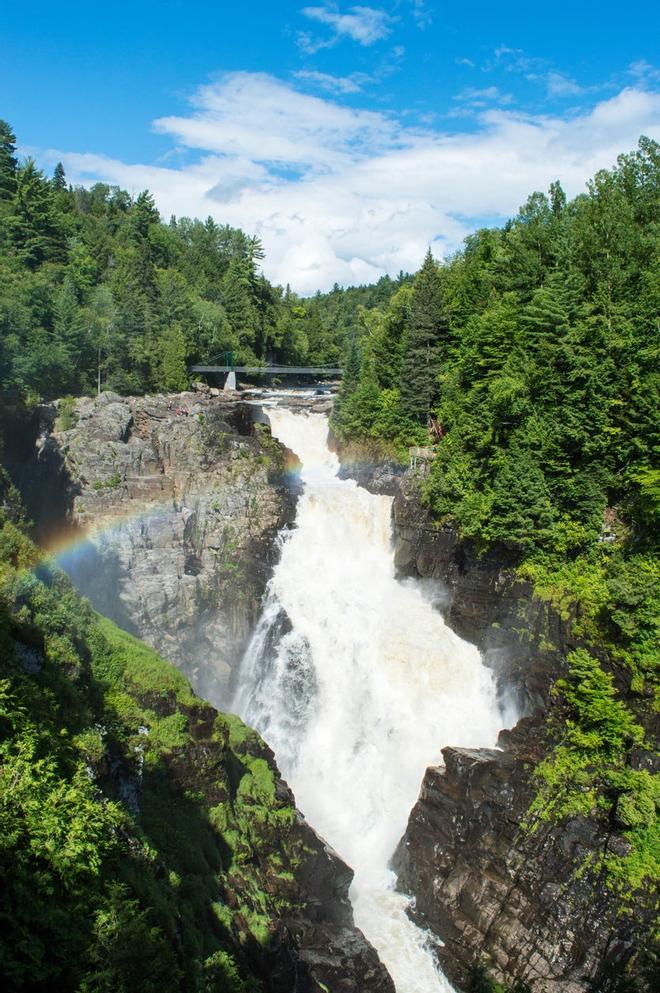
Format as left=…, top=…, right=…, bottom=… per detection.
left=399, top=248, right=447, bottom=424
left=549, top=179, right=567, bottom=216
left=0, top=119, right=18, bottom=200
left=159, top=323, right=189, bottom=392
left=9, top=159, right=66, bottom=267
left=342, top=333, right=361, bottom=394
left=221, top=256, right=257, bottom=361
left=370, top=284, right=410, bottom=390
left=52, top=162, right=67, bottom=191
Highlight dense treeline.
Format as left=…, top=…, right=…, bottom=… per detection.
left=0, top=118, right=406, bottom=400
left=333, top=139, right=658, bottom=561
left=332, top=138, right=659, bottom=906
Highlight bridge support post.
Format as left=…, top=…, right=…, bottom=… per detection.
left=223, top=371, right=237, bottom=391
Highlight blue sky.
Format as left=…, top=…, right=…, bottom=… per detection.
left=2, top=1, right=660, bottom=291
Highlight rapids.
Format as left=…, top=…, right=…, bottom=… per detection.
left=233, top=406, right=504, bottom=993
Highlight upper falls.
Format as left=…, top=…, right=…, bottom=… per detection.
left=233, top=406, right=505, bottom=993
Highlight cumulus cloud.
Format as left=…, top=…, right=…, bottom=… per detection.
left=300, top=5, right=392, bottom=49
left=46, top=75, right=660, bottom=294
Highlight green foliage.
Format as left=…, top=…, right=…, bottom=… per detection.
left=0, top=512, right=306, bottom=992
left=529, top=650, right=658, bottom=894
left=55, top=395, right=78, bottom=431
left=328, top=137, right=660, bottom=906
left=465, top=960, right=532, bottom=993
left=399, top=248, right=448, bottom=424
left=0, top=118, right=413, bottom=402
left=159, top=322, right=189, bottom=392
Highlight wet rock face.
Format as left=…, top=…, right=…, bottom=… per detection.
left=392, top=724, right=640, bottom=993
left=7, top=391, right=300, bottom=707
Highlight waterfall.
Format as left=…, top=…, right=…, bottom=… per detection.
left=233, top=406, right=504, bottom=993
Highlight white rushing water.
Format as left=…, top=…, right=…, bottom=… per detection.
left=233, top=407, right=504, bottom=993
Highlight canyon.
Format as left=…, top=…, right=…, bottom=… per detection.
left=3, top=388, right=652, bottom=992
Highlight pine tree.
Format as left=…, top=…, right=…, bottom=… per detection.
left=221, top=256, right=257, bottom=360
left=0, top=119, right=18, bottom=200
left=9, top=159, right=66, bottom=267
left=549, top=179, right=567, bottom=217
left=370, top=284, right=410, bottom=390
left=53, top=276, right=85, bottom=360
left=159, top=323, right=189, bottom=392
left=399, top=249, right=447, bottom=424
left=131, top=190, right=160, bottom=241
left=52, top=162, right=67, bottom=191
left=343, top=333, right=361, bottom=394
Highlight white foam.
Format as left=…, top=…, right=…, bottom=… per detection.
left=234, top=409, right=504, bottom=992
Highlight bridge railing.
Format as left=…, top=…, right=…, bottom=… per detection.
left=190, top=365, right=343, bottom=375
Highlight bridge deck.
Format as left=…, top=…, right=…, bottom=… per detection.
left=191, top=365, right=342, bottom=375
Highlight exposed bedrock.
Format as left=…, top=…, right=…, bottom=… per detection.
left=3, top=389, right=301, bottom=706
left=332, top=452, right=650, bottom=991
left=391, top=475, right=652, bottom=991
left=391, top=723, right=645, bottom=992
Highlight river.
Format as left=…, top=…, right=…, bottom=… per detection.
left=233, top=406, right=505, bottom=993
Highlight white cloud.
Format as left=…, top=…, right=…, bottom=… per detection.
left=543, top=71, right=586, bottom=97
left=294, top=68, right=371, bottom=93
left=153, top=73, right=400, bottom=172
left=46, top=76, right=660, bottom=295
left=410, top=0, right=432, bottom=29
left=300, top=5, right=392, bottom=46
left=455, top=86, right=514, bottom=107
left=629, top=59, right=660, bottom=83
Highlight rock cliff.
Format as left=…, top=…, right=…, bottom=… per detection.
left=3, top=389, right=299, bottom=707
left=389, top=473, right=651, bottom=991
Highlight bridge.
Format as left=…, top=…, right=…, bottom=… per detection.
left=191, top=365, right=342, bottom=376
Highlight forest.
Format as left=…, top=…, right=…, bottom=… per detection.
left=0, top=118, right=406, bottom=400
left=331, top=136, right=659, bottom=906
left=0, top=116, right=658, bottom=985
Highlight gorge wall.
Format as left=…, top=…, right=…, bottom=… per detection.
left=388, top=471, right=650, bottom=992
left=3, top=388, right=300, bottom=706
left=6, top=394, right=650, bottom=992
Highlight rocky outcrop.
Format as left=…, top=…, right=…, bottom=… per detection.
left=387, top=473, right=650, bottom=991
left=144, top=690, right=394, bottom=992
left=329, top=434, right=405, bottom=496
left=4, top=390, right=300, bottom=707
left=392, top=722, right=643, bottom=993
